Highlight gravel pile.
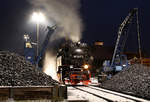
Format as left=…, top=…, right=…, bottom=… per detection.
left=102, top=64, right=150, bottom=99
left=0, top=51, right=58, bottom=86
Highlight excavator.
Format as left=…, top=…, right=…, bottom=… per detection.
left=98, top=8, right=142, bottom=82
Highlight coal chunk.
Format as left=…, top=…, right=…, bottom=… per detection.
left=0, top=51, right=59, bottom=86
left=102, top=64, right=150, bottom=99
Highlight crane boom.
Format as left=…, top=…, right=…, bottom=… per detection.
left=36, top=25, right=56, bottom=66
left=111, top=8, right=138, bottom=68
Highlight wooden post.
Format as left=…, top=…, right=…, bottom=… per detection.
left=8, top=88, right=14, bottom=102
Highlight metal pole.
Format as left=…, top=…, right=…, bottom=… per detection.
left=136, top=8, right=142, bottom=63
left=36, top=21, right=39, bottom=68
left=36, top=21, right=39, bottom=57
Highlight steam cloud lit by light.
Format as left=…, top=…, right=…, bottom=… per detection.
left=43, top=52, right=58, bottom=81
left=28, top=0, right=83, bottom=42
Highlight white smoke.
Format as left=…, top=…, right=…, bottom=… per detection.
left=43, top=52, right=59, bottom=81
left=28, top=0, right=83, bottom=42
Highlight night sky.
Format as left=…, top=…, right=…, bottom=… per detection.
left=0, top=0, right=150, bottom=55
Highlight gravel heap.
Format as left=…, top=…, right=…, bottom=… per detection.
left=0, top=51, right=58, bottom=86
left=102, top=64, right=150, bottom=99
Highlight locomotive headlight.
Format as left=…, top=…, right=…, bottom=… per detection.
left=75, top=49, right=82, bottom=53
left=84, top=64, right=89, bottom=69
left=70, top=65, right=73, bottom=68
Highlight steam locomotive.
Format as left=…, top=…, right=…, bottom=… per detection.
left=56, top=41, right=91, bottom=85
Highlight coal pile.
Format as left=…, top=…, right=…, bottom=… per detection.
left=0, top=51, right=59, bottom=86
left=102, top=64, right=150, bottom=99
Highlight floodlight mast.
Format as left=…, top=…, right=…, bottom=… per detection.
left=31, top=12, right=46, bottom=57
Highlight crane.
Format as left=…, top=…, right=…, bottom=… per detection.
left=100, top=8, right=142, bottom=81
left=110, top=8, right=141, bottom=72
left=110, top=8, right=141, bottom=70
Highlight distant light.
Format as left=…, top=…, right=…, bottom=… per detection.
left=24, top=35, right=29, bottom=41
left=123, top=64, right=126, bottom=67
left=32, top=12, right=46, bottom=23
left=95, top=42, right=104, bottom=46
left=75, top=49, right=82, bottom=53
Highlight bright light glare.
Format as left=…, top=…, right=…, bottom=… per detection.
left=123, top=64, right=126, bottom=67
left=75, top=49, right=82, bottom=53
left=84, top=65, right=89, bottom=69
left=32, top=12, right=46, bottom=23
left=24, top=35, right=29, bottom=41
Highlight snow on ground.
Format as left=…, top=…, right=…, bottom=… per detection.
left=67, top=87, right=107, bottom=102
left=90, top=77, right=98, bottom=83
left=89, top=77, right=100, bottom=86
left=77, top=86, right=136, bottom=102
left=90, top=86, right=150, bottom=102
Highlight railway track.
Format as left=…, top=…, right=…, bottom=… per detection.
left=68, top=85, right=150, bottom=102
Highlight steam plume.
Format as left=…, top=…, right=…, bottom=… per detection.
left=43, top=52, right=58, bottom=80
left=28, top=0, right=83, bottom=42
